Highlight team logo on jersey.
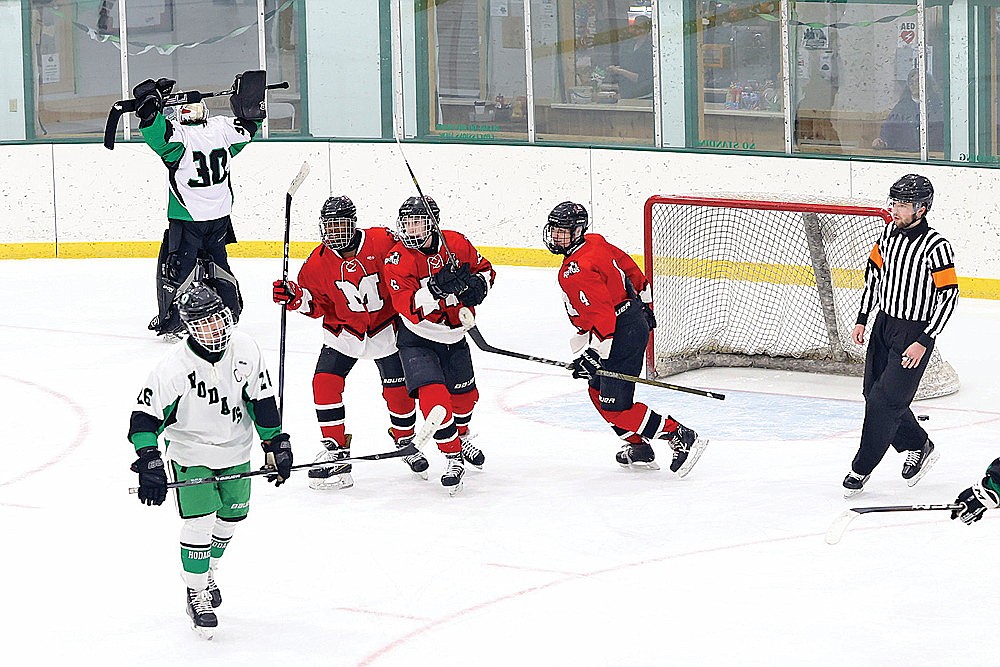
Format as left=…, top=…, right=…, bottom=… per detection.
left=563, top=261, right=580, bottom=278
left=344, top=259, right=359, bottom=273
left=234, top=359, right=250, bottom=383
left=428, top=254, right=444, bottom=270
left=385, top=251, right=401, bottom=265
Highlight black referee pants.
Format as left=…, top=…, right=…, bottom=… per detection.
left=851, top=312, right=932, bottom=476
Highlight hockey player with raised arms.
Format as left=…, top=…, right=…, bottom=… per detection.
left=132, top=74, right=261, bottom=339
left=272, top=195, right=426, bottom=490
left=543, top=201, right=706, bottom=474
left=381, top=195, right=495, bottom=495
left=128, top=283, right=292, bottom=639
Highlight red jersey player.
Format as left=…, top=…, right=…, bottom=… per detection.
left=272, top=196, right=427, bottom=489
left=382, top=195, right=495, bottom=495
left=544, top=201, right=707, bottom=475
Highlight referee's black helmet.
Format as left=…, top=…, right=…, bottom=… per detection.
left=889, top=174, right=934, bottom=213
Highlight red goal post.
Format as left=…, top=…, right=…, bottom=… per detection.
left=642, top=194, right=959, bottom=399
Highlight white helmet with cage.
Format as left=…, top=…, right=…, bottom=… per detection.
left=178, top=102, right=209, bottom=125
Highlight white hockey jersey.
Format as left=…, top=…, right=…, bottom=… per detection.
left=139, top=113, right=255, bottom=222
left=131, top=330, right=277, bottom=469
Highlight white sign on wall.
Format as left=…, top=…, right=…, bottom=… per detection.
left=41, top=54, right=60, bottom=84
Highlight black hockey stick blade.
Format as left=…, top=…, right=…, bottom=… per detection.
left=824, top=503, right=962, bottom=545
left=103, top=99, right=136, bottom=150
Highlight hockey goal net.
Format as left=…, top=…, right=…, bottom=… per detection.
left=643, top=195, right=959, bottom=399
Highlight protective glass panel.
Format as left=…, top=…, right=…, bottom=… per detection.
left=692, top=1, right=785, bottom=153
left=127, top=0, right=258, bottom=127
left=29, top=0, right=122, bottom=139
left=530, top=0, right=654, bottom=145
left=424, top=0, right=529, bottom=142
left=791, top=2, right=947, bottom=160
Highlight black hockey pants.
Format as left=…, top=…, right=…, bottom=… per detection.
left=850, top=312, right=932, bottom=476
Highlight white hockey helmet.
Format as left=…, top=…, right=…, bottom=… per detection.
left=178, top=102, right=209, bottom=125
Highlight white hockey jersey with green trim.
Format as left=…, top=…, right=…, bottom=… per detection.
left=133, top=330, right=275, bottom=469
left=140, top=114, right=254, bottom=222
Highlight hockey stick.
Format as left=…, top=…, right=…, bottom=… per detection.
left=129, top=404, right=447, bottom=493
left=392, top=136, right=458, bottom=266
left=128, top=446, right=419, bottom=493
left=104, top=81, right=289, bottom=150
left=824, top=503, right=962, bottom=545
left=278, top=162, right=311, bottom=420
left=459, top=310, right=725, bottom=400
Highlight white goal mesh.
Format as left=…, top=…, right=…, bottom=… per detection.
left=643, top=195, right=959, bottom=400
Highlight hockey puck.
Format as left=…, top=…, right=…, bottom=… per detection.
left=917, top=414, right=929, bottom=421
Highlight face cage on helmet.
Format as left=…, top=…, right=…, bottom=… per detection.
left=397, top=215, right=434, bottom=249
left=319, top=217, right=357, bottom=250
left=179, top=103, right=208, bottom=125
left=543, top=222, right=584, bottom=254
left=184, top=308, right=235, bottom=353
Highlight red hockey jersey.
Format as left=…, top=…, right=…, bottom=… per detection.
left=383, top=230, right=495, bottom=345
left=296, top=227, right=400, bottom=359
left=557, top=233, right=651, bottom=347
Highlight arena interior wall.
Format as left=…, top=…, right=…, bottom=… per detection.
left=1, top=142, right=997, bottom=298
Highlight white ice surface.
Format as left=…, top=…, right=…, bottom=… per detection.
left=2, top=258, right=998, bottom=666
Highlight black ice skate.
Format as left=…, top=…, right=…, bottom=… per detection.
left=307, top=437, right=354, bottom=491
left=393, top=432, right=429, bottom=480
left=901, top=439, right=938, bottom=487
left=207, top=568, right=222, bottom=608
left=186, top=587, right=218, bottom=640
left=615, top=442, right=660, bottom=470
left=842, top=471, right=870, bottom=498
left=657, top=418, right=708, bottom=477
left=459, top=434, right=485, bottom=469
left=441, top=452, right=465, bottom=496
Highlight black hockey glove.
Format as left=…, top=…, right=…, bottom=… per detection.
left=458, top=271, right=488, bottom=307
left=951, top=480, right=1000, bottom=525
left=427, top=263, right=471, bottom=300
left=262, top=433, right=293, bottom=487
left=130, top=447, right=167, bottom=506
left=571, top=348, right=602, bottom=380
left=230, top=70, right=268, bottom=121
left=154, top=77, right=176, bottom=95
left=131, top=79, right=163, bottom=123
left=641, top=303, right=657, bottom=330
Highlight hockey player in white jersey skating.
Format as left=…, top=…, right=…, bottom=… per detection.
left=132, top=76, right=261, bottom=339
left=128, top=283, right=293, bottom=639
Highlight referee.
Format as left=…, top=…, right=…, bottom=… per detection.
left=843, top=174, right=959, bottom=497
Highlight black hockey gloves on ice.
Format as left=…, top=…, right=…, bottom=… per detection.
left=952, top=482, right=1000, bottom=524
left=952, top=458, right=1000, bottom=525
left=262, top=433, right=293, bottom=487
left=131, top=447, right=167, bottom=506
left=458, top=272, right=489, bottom=307
left=428, top=263, right=471, bottom=300
left=571, top=348, right=603, bottom=381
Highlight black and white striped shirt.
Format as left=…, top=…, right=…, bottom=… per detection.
left=857, top=219, right=958, bottom=345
